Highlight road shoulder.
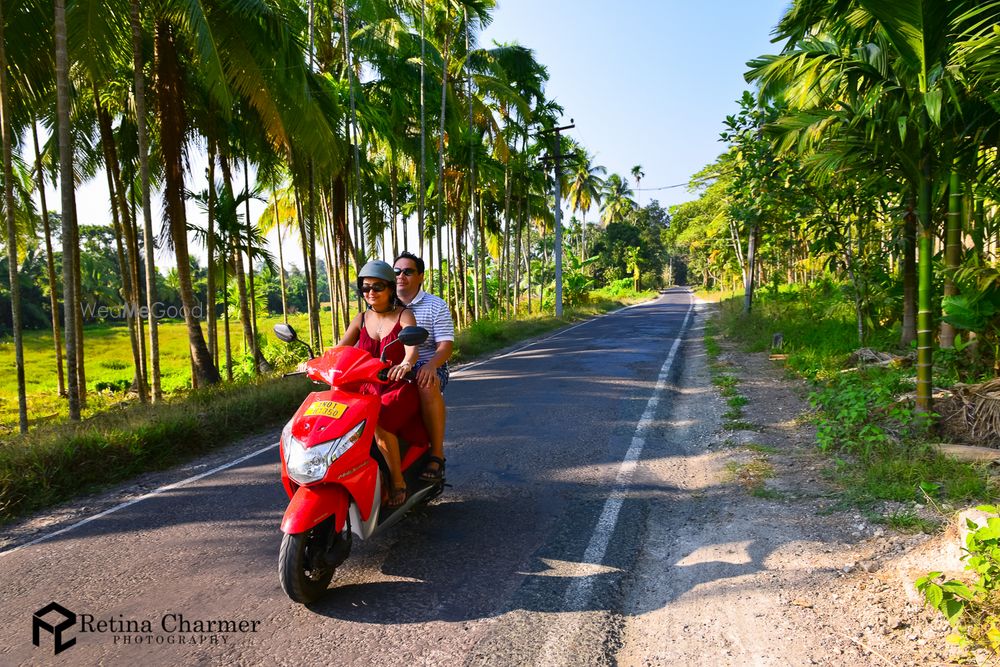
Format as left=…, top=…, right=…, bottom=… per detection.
left=616, top=302, right=956, bottom=666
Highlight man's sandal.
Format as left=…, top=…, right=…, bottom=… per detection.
left=386, top=485, right=407, bottom=509
left=419, top=456, right=446, bottom=482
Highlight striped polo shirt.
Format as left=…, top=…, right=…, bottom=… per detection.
left=403, top=289, right=455, bottom=365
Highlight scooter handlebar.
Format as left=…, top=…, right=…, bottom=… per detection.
left=376, top=366, right=418, bottom=383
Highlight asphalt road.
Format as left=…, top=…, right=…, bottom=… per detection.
left=1, top=288, right=697, bottom=666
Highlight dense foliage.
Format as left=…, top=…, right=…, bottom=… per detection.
left=669, top=1, right=1000, bottom=414
left=0, top=0, right=666, bottom=433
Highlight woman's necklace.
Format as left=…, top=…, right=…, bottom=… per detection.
left=372, top=307, right=394, bottom=338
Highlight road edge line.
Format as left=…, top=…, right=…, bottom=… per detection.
left=0, top=442, right=278, bottom=558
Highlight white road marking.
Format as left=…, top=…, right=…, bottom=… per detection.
left=537, top=292, right=694, bottom=664
left=1, top=289, right=690, bottom=558
left=0, top=442, right=278, bottom=557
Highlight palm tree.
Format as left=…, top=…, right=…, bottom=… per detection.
left=154, top=20, right=220, bottom=386
left=130, top=0, right=162, bottom=402
left=30, top=122, right=65, bottom=397
left=600, top=173, right=636, bottom=226
left=54, top=0, right=81, bottom=418
left=0, top=0, right=27, bottom=432
left=631, top=164, right=644, bottom=207
left=567, top=148, right=605, bottom=258
left=258, top=182, right=299, bottom=324
left=747, top=0, right=983, bottom=412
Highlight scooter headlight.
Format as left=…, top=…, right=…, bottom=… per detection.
left=284, top=421, right=367, bottom=485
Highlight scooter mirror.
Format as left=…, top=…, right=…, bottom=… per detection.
left=397, top=326, right=429, bottom=347
left=274, top=323, right=298, bottom=343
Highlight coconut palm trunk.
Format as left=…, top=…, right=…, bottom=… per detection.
left=307, top=164, right=323, bottom=350
left=94, top=87, right=147, bottom=401
left=55, top=0, right=80, bottom=419
left=131, top=0, right=162, bottom=401
left=219, top=152, right=267, bottom=373
left=31, top=122, right=65, bottom=396
left=206, top=141, right=218, bottom=365
left=155, top=20, right=220, bottom=387
left=0, top=0, right=26, bottom=433
left=435, top=26, right=452, bottom=296
left=71, top=200, right=85, bottom=403
left=221, top=241, right=232, bottom=381
left=243, top=155, right=262, bottom=357
left=418, top=0, right=426, bottom=258
left=292, top=179, right=316, bottom=347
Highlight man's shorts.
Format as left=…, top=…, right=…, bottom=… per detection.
left=414, top=361, right=449, bottom=391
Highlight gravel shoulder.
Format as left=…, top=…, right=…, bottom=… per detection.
left=616, top=302, right=962, bottom=666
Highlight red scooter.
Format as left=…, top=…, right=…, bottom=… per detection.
left=273, top=323, right=443, bottom=604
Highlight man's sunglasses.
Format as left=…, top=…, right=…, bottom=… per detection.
left=393, top=267, right=417, bottom=276
left=360, top=283, right=388, bottom=293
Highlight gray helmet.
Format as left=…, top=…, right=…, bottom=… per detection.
left=356, top=260, right=395, bottom=290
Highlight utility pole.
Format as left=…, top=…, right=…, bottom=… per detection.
left=539, top=120, right=574, bottom=317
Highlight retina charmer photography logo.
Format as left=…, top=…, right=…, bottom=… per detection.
left=31, top=601, right=262, bottom=655
left=32, top=602, right=77, bottom=655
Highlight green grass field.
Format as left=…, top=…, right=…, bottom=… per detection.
left=0, top=311, right=319, bottom=434
left=0, top=291, right=656, bottom=435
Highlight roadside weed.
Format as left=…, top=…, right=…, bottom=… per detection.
left=917, top=505, right=1000, bottom=653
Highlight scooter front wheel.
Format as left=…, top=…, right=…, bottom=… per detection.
left=278, top=528, right=336, bottom=604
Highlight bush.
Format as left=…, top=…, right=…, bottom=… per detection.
left=716, top=285, right=993, bottom=507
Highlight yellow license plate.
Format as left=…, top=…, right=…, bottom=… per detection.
left=304, top=401, right=347, bottom=419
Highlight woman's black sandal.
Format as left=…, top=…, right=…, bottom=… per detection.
left=419, top=456, right=446, bottom=482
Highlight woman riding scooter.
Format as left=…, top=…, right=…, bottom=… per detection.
left=336, top=260, right=420, bottom=508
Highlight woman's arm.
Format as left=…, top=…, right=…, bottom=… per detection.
left=400, top=309, right=419, bottom=366
left=387, top=309, right=419, bottom=380
left=336, top=313, right=363, bottom=347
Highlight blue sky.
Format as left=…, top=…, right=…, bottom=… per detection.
left=481, top=0, right=791, bottom=211
left=49, top=1, right=792, bottom=269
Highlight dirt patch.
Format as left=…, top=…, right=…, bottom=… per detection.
left=713, top=328, right=969, bottom=665
left=720, top=341, right=960, bottom=665
left=618, top=302, right=975, bottom=666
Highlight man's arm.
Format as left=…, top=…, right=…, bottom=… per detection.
left=416, top=340, right=453, bottom=388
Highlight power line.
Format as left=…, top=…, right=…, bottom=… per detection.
left=634, top=182, right=690, bottom=191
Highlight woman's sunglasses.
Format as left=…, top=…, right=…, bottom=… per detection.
left=393, top=267, right=417, bottom=276
left=361, top=283, right=388, bottom=294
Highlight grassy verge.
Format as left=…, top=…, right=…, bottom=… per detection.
left=706, top=316, right=779, bottom=499
left=704, top=318, right=757, bottom=432
left=0, top=374, right=312, bottom=524
left=711, top=284, right=994, bottom=511
left=0, top=312, right=315, bottom=434
left=0, top=288, right=657, bottom=524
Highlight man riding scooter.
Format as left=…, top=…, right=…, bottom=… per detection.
left=392, top=252, right=454, bottom=483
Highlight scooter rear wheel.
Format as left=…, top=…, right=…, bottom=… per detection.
left=278, top=528, right=336, bottom=604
